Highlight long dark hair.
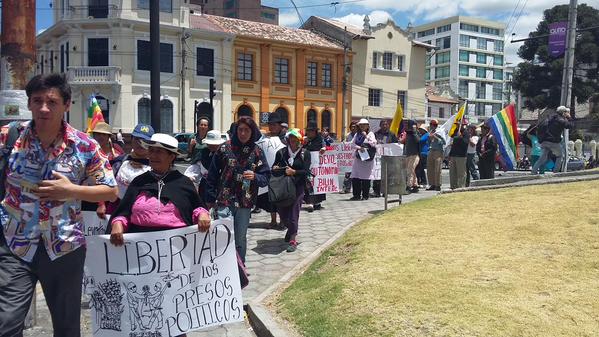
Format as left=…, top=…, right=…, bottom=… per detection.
left=231, top=116, right=261, bottom=147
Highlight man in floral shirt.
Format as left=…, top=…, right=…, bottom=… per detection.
left=0, top=74, right=118, bottom=336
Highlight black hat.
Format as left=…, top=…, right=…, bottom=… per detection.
left=305, top=122, right=318, bottom=131
left=268, top=112, right=282, bottom=124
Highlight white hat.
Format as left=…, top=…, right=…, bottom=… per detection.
left=141, top=133, right=184, bottom=157
left=203, top=130, right=226, bottom=145
left=358, top=118, right=369, bottom=125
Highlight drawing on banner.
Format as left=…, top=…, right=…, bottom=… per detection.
left=90, top=279, right=125, bottom=332
left=124, top=281, right=171, bottom=332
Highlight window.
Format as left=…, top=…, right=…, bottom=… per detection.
left=160, top=100, right=173, bottom=133
left=459, top=50, right=469, bottom=62
left=493, top=69, right=503, bottom=80
left=60, top=45, right=65, bottom=73
left=477, top=38, right=487, bottom=50
left=136, top=40, right=173, bottom=73
left=425, top=69, right=430, bottom=81
left=428, top=106, right=432, bottom=117
left=88, top=38, right=108, bottom=67
left=274, top=58, right=289, bottom=84
left=50, top=51, right=54, bottom=72
left=89, top=0, right=108, bottom=18
left=494, top=40, right=504, bottom=52
left=459, top=65, right=469, bottom=76
left=261, top=12, right=275, bottom=20
left=481, top=26, right=500, bottom=36
left=493, top=83, right=503, bottom=100
left=66, top=42, right=70, bottom=69
left=477, top=53, right=486, bottom=64
left=492, top=103, right=503, bottom=113
left=368, top=89, right=381, bottom=106
left=307, top=109, right=317, bottom=124
left=237, top=52, right=253, bottom=81
left=476, top=67, right=486, bottom=78
left=275, top=107, right=289, bottom=123
left=475, top=102, right=486, bottom=116
left=224, top=0, right=235, bottom=9
left=40, top=55, right=44, bottom=74
left=196, top=48, right=214, bottom=77
left=439, top=107, right=445, bottom=118
left=382, top=52, right=393, bottom=70
left=494, top=55, right=503, bottom=66
left=138, top=0, right=172, bottom=13
left=397, top=91, right=407, bottom=112
left=476, top=83, right=486, bottom=99
left=321, top=110, right=332, bottom=130
left=459, top=80, right=468, bottom=97
left=436, top=24, right=451, bottom=33
left=426, top=55, right=431, bottom=66
left=138, top=98, right=151, bottom=125
left=460, top=23, right=479, bottom=32
left=372, top=52, right=378, bottom=68
left=307, top=62, right=317, bottom=86
left=459, top=34, right=470, bottom=47
left=436, top=37, right=451, bottom=49
left=436, top=52, right=450, bottom=64
left=435, top=66, right=450, bottom=79
left=417, top=29, right=435, bottom=38
left=321, top=63, right=332, bottom=88
left=397, top=55, right=405, bottom=71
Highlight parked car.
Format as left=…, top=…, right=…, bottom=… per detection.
left=173, top=132, right=194, bottom=158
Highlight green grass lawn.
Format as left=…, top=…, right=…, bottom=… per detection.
left=275, top=181, right=599, bottom=337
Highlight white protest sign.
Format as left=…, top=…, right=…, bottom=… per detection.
left=85, top=218, right=243, bottom=337
left=256, top=136, right=285, bottom=195
left=331, top=142, right=354, bottom=173
left=310, top=151, right=340, bottom=194
left=82, top=211, right=110, bottom=236
left=369, top=146, right=384, bottom=180
left=380, top=143, right=404, bottom=156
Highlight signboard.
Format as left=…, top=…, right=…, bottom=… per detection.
left=331, top=142, right=354, bottom=173
left=84, top=219, right=243, bottom=337
left=310, top=151, right=340, bottom=194
left=549, top=21, right=568, bottom=57
left=256, top=136, right=285, bottom=195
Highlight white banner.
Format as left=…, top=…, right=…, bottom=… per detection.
left=85, top=219, right=243, bottom=337
left=331, top=142, right=354, bottom=173
left=256, top=136, right=285, bottom=195
left=310, top=151, right=340, bottom=195
left=82, top=211, right=110, bottom=236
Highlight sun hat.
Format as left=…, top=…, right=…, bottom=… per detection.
left=131, top=123, right=154, bottom=141
left=141, top=133, right=184, bottom=157
left=268, top=112, right=282, bottom=124
left=358, top=118, right=369, bottom=125
left=203, top=130, right=226, bottom=145
left=285, top=128, right=303, bottom=142
left=92, top=122, right=112, bottom=135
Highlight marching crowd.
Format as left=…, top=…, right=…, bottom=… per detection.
left=0, top=73, right=577, bottom=337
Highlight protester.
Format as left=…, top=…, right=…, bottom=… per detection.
left=303, top=122, right=327, bottom=211
left=108, top=133, right=211, bottom=248
left=97, top=123, right=154, bottom=217
left=272, top=129, right=311, bottom=253
left=92, top=121, right=124, bottom=161
left=188, top=117, right=211, bottom=163
left=184, top=130, right=226, bottom=209
left=426, top=119, right=445, bottom=191
left=0, top=73, right=118, bottom=337
left=116, top=128, right=125, bottom=148
left=342, top=121, right=358, bottom=194
left=281, top=122, right=289, bottom=135
left=416, top=124, right=429, bottom=188
left=322, top=127, right=334, bottom=146
left=476, top=124, right=497, bottom=179
left=350, top=119, right=377, bottom=200
left=448, top=126, right=469, bottom=189
left=466, top=124, right=480, bottom=186
left=401, top=120, right=421, bottom=193
left=206, top=117, right=270, bottom=263
left=372, top=120, right=398, bottom=197
left=267, top=112, right=286, bottom=144
left=531, top=106, right=572, bottom=174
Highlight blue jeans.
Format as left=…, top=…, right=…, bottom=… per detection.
left=216, top=206, right=251, bottom=263
left=532, top=141, right=563, bottom=174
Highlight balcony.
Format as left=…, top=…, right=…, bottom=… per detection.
left=67, top=66, right=121, bottom=86
left=62, top=5, right=120, bottom=20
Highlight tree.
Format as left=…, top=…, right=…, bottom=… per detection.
left=512, top=4, right=599, bottom=118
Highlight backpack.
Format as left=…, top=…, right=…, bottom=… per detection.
left=0, top=122, right=24, bottom=200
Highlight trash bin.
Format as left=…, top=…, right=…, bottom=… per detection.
left=382, top=155, right=407, bottom=209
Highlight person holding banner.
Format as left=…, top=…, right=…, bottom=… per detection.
left=350, top=119, right=377, bottom=201
left=0, top=73, right=118, bottom=337
left=303, top=123, right=327, bottom=211
left=206, top=117, right=270, bottom=263
left=272, top=129, right=312, bottom=253
left=108, top=133, right=212, bottom=244
left=426, top=119, right=445, bottom=191
left=342, top=121, right=358, bottom=194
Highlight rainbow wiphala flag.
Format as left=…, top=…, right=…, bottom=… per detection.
left=487, top=104, right=520, bottom=170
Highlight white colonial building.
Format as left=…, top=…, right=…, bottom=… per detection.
left=414, top=16, right=506, bottom=123
left=36, top=0, right=234, bottom=134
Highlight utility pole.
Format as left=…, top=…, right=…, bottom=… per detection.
left=341, top=27, right=349, bottom=140
left=560, top=0, right=577, bottom=172
left=180, top=31, right=188, bottom=132
left=150, top=0, right=161, bottom=132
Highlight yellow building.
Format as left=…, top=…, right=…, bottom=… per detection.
left=192, top=14, right=349, bottom=135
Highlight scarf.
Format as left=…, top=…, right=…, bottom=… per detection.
left=354, top=132, right=366, bottom=146
left=287, top=144, right=302, bottom=166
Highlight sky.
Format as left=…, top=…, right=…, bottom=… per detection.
left=35, top=0, right=599, bottom=64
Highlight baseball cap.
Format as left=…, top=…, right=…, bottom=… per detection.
left=131, top=124, right=154, bottom=141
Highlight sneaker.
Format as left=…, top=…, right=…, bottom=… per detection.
left=284, top=232, right=291, bottom=242
left=370, top=193, right=381, bottom=198
left=362, top=196, right=369, bottom=200
left=306, top=204, right=314, bottom=212
left=314, top=204, right=322, bottom=210
left=287, top=240, right=298, bottom=252
left=251, top=208, right=262, bottom=214
left=426, top=186, right=435, bottom=191
left=349, top=196, right=361, bottom=201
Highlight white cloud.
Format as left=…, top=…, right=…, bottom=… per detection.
left=279, top=11, right=300, bottom=27
left=332, top=10, right=393, bottom=28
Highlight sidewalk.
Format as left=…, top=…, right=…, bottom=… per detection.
left=24, top=189, right=438, bottom=337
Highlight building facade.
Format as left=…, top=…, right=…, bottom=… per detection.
left=414, top=16, right=506, bottom=122
left=190, top=0, right=278, bottom=25
left=303, top=16, right=432, bottom=124
left=192, top=14, right=347, bottom=135
left=37, top=0, right=234, bottom=134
